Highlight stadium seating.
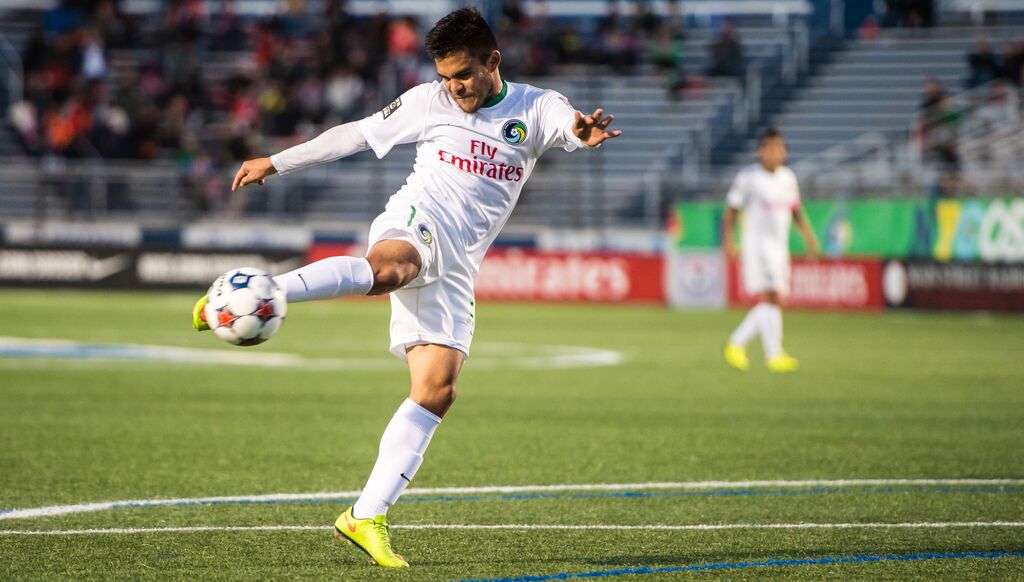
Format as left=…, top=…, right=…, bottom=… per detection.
left=713, top=25, right=1024, bottom=192
left=1, top=5, right=801, bottom=228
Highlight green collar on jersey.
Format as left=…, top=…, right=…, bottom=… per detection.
left=482, top=80, right=508, bottom=108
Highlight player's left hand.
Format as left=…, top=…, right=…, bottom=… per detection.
left=572, top=108, right=622, bottom=147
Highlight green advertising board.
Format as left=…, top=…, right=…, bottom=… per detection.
left=672, top=197, right=1024, bottom=262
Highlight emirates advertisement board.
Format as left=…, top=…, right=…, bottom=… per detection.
left=307, top=244, right=666, bottom=304
left=476, top=248, right=664, bottom=303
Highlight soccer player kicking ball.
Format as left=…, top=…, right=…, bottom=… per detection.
left=192, top=7, right=620, bottom=568
left=722, top=128, right=819, bottom=373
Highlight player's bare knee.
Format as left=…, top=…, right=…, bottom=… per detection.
left=433, top=382, right=457, bottom=416
left=439, top=382, right=457, bottom=407
left=366, top=244, right=422, bottom=295
left=412, top=381, right=456, bottom=417
left=367, top=260, right=420, bottom=295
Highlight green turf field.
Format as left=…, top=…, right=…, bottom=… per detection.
left=2, top=289, right=1023, bottom=580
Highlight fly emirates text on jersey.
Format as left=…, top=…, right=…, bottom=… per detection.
left=438, top=138, right=525, bottom=182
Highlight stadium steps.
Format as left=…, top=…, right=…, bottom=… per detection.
left=707, top=34, right=845, bottom=172
left=710, top=26, right=1024, bottom=186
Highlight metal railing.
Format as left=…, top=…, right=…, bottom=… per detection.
left=790, top=80, right=1024, bottom=197
left=0, top=154, right=668, bottom=228
left=939, top=0, right=1024, bottom=25
left=0, top=31, right=23, bottom=110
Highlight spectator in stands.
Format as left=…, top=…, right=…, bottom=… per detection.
left=209, top=1, right=247, bottom=52
left=386, top=16, right=423, bottom=91
left=501, top=0, right=527, bottom=27
left=883, top=0, right=934, bottom=28
left=918, top=77, right=961, bottom=186
left=706, top=20, right=744, bottom=79
left=324, top=66, right=365, bottom=123
left=920, top=76, right=947, bottom=111
left=998, top=40, right=1024, bottom=86
left=552, top=23, right=586, bottom=66
left=594, top=4, right=639, bottom=73
left=975, top=79, right=1019, bottom=132
left=91, top=0, right=139, bottom=50
left=857, top=16, right=881, bottom=40
left=9, top=100, right=43, bottom=156
left=79, top=28, right=108, bottom=80
left=967, top=38, right=1000, bottom=89
left=647, top=23, right=684, bottom=92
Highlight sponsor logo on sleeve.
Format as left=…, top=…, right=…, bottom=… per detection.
left=380, top=97, right=402, bottom=120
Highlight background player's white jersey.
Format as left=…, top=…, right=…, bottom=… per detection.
left=357, top=80, right=583, bottom=273
left=726, top=162, right=801, bottom=259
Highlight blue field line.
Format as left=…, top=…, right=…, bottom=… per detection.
left=60, top=485, right=1024, bottom=514
left=460, top=550, right=1024, bottom=582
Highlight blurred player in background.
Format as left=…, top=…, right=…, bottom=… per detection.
left=192, top=7, right=620, bottom=568
left=722, top=128, right=819, bottom=373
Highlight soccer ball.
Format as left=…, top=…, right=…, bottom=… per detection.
left=204, top=267, right=287, bottom=346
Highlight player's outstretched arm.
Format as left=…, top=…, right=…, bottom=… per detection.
left=793, top=207, right=821, bottom=259
left=722, top=207, right=740, bottom=259
left=232, top=122, right=373, bottom=192
left=232, top=157, right=277, bottom=191
left=572, top=108, right=622, bottom=147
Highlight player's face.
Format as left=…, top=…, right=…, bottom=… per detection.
left=436, top=50, right=500, bottom=113
left=758, top=138, right=788, bottom=171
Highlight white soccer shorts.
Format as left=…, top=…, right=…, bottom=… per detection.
left=741, top=250, right=790, bottom=297
left=367, top=202, right=476, bottom=361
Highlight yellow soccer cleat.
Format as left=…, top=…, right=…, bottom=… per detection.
left=192, top=294, right=210, bottom=331
left=723, top=343, right=749, bottom=371
left=334, top=507, right=409, bottom=568
left=767, top=352, right=799, bottom=373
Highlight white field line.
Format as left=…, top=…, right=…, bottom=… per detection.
left=3, top=479, right=1024, bottom=521
left=0, top=337, right=623, bottom=370
left=3, top=522, right=1024, bottom=536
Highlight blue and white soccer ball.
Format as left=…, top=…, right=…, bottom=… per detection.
left=204, top=267, right=287, bottom=346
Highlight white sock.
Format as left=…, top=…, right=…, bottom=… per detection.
left=729, top=303, right=768, bottom=347
left=272, top=256, right=374, bottom=302
left=352, top=399, right=441, bottom=519
left=760, top=303, right=783, bottom=359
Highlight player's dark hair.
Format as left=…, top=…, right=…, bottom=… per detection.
left=425, top=7, right=498, bottom=63
left=758, top=128, right=785, bottom=147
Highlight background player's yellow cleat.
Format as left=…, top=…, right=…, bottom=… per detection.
left=767, top=352, right=799, bottom=373
left=723, top=343, right=749, bottom=371
left=334, top=507, right=409, bottom=568
left=192, top=294, right=210, bottom=331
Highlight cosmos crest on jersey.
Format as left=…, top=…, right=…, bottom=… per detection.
left=502, top=119, right=527, bottom=144
left=418, top=223, right=433, bottom=245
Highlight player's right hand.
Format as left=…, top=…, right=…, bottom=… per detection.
left=232, top=157, right=278, bottom=191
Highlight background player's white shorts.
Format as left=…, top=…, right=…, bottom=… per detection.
left=367, top=202, right=476, bottom=361
left=741, top=250, right=790, bottom=296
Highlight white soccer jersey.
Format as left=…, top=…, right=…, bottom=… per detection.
left=357, top=80, right=584, bottom=273
left=726, top=163, right=801, bottom=259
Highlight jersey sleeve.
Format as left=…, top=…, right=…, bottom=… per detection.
left=356, top=83, right=435, bottom=159
left=537, top=90, right=583, bottom=154
left=725, top=169, right=748, bottom=209
left=269, top=122, right=370, bottom=175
